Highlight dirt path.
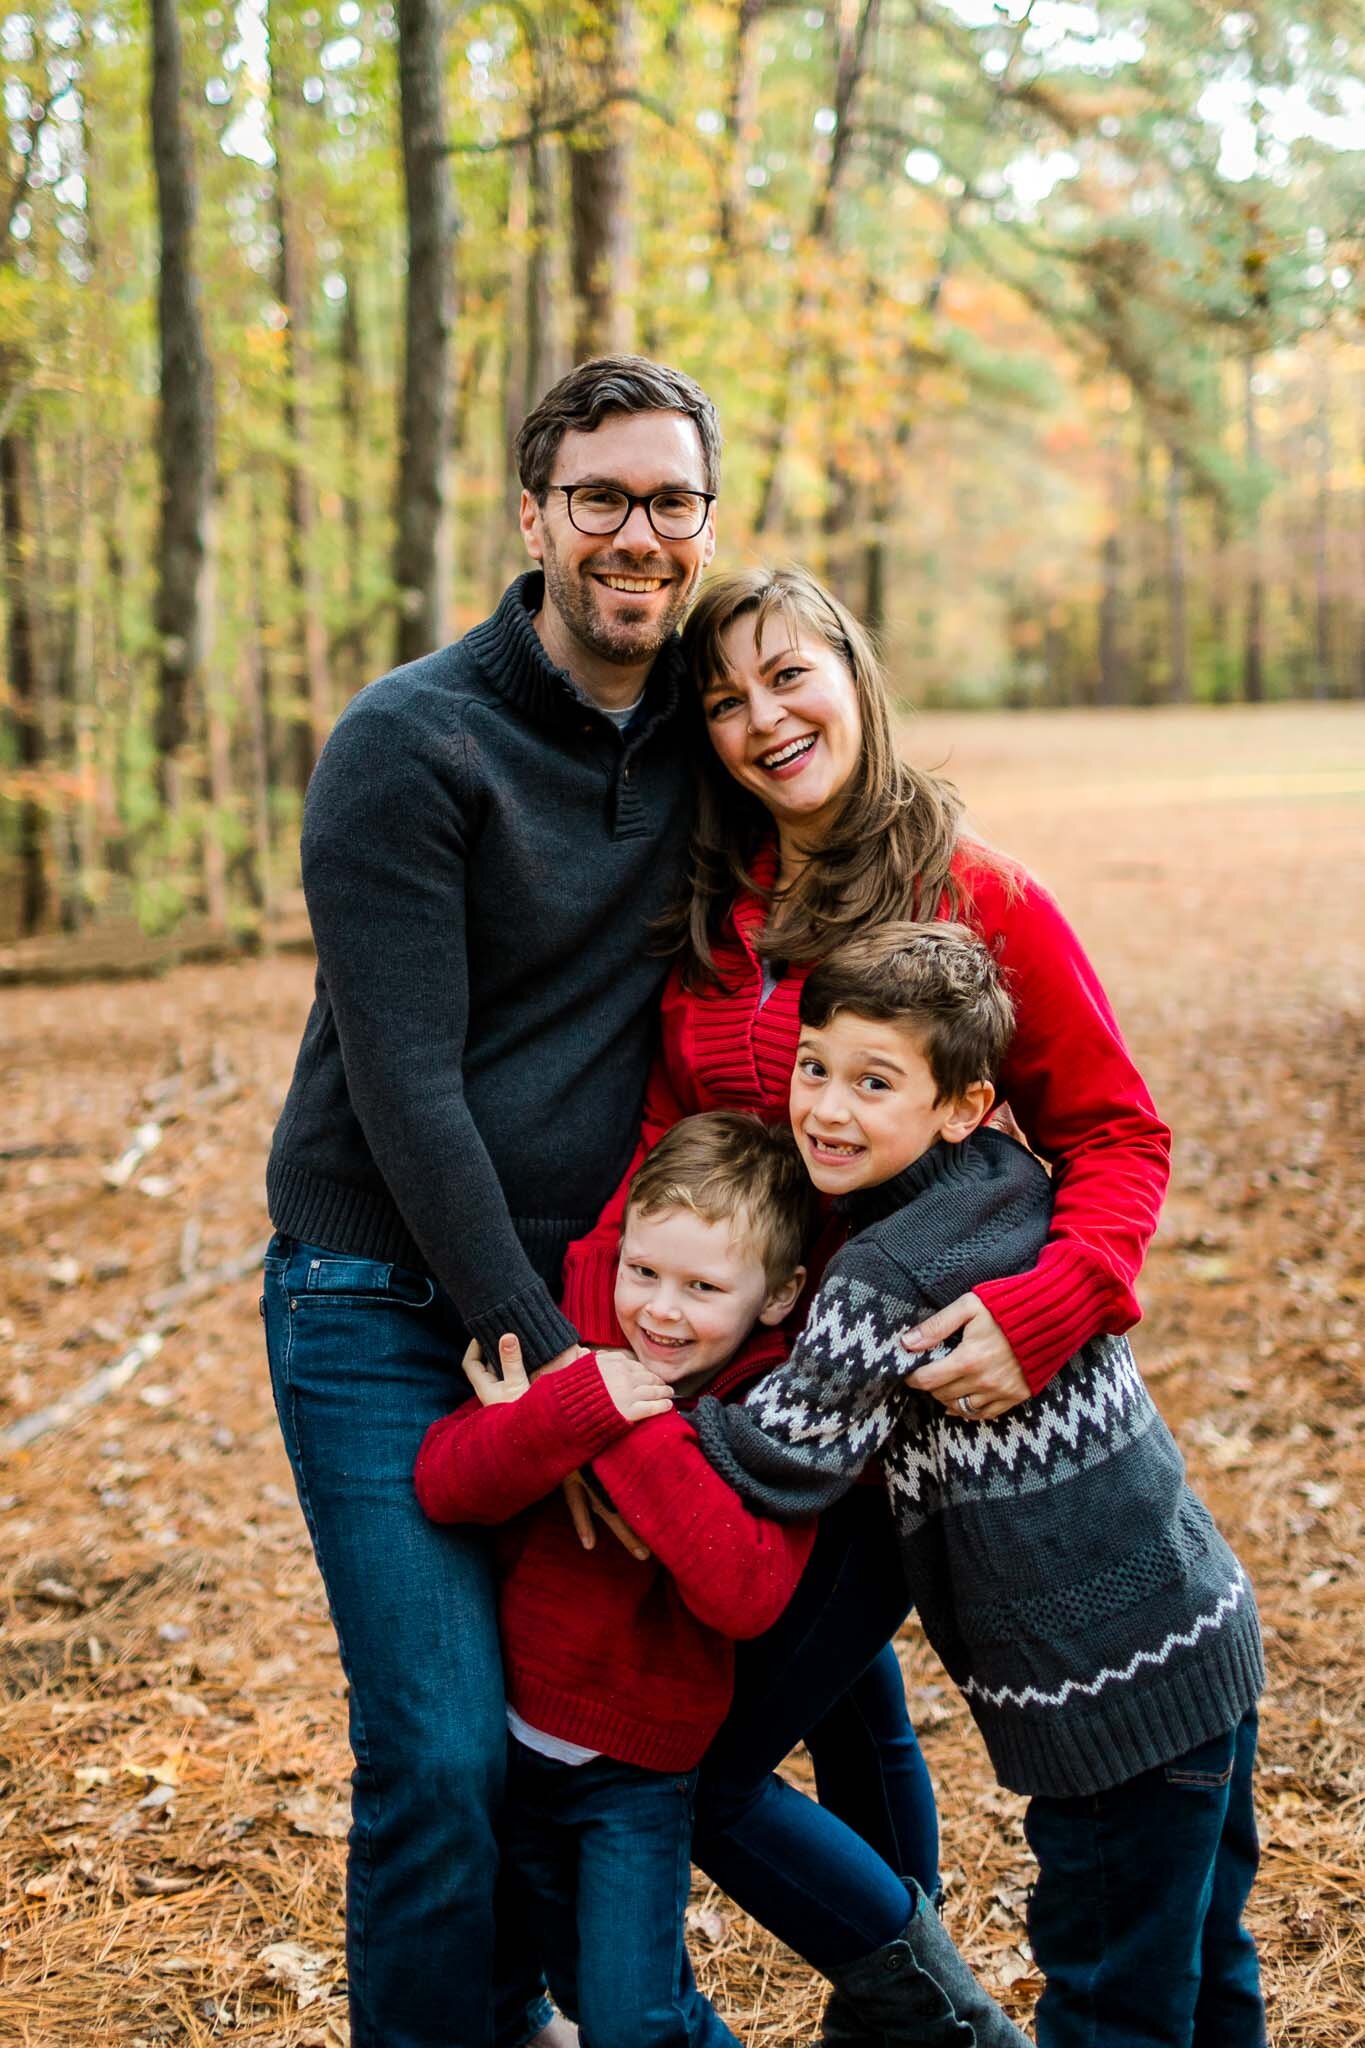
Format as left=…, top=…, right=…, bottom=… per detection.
left=2, top=704, right=1361, bottom=2044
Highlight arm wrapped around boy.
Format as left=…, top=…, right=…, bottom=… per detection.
left=695, top=1127, right=1264, bottom=1802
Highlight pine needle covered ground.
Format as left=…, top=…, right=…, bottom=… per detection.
left=2, top=704, right=1361, bottom=2046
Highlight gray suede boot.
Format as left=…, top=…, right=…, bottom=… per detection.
left=819, top=1887, right=1030, bottom=2047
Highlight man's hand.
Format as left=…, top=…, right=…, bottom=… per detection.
left=594, top=1347, right=674, bottom=1425
left=463, top=1333, right=533, bottom=1407
left=899, top=1293, right=1031, bottom=1422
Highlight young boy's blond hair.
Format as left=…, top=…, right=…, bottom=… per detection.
left=625, top=1112, right=817, bottom=1292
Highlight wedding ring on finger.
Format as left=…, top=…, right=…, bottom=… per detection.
left=957, top=1393, right=978, bottom=1418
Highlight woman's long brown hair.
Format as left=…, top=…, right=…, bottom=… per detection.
left=662, top=566, right=969, bottom=988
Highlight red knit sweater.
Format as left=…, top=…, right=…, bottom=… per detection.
left=413, top=1335, right=815, bottom=1773
left=561, top=844, right=1171, bottom=1396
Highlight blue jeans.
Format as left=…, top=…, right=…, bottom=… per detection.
left=262, top=1236, right=552, bottom=2048
left=503, top=1744, right=740, bottom=2048
left=1025, top=1709, right=1265, bottom=2048
left=695, top=1485, right=941, bottom=1974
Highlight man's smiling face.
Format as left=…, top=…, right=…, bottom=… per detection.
left=520, top=410, right=716, bottom=673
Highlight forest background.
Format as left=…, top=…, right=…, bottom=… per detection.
left=0, top=0, right=1362, bottom=943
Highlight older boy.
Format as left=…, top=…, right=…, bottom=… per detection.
left=697, top=922, right=1266, bottom=2048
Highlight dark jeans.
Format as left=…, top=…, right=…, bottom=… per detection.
left=503, top=1744, right=740, bottom=2048
left=1025, top=1709, right=1265, bottom=2048
left=262, top=1236, right=551, bottom=2048
left=694, top=1484, right=941, bottom=1974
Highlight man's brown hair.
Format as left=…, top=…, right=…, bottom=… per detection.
left=801, top=922, right=1015, bottom=1102
left=625, top=1112, right=815, bottom=1290
left=516, top=356, right=722, bottom=497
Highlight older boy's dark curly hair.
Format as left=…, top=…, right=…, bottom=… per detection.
left=801, top=921, right=1015, bottom=1103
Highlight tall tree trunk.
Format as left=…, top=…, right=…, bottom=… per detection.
left=568, top=0, right=636, bottom=360
left=149, top=0, right=216, bottom=802
left=751, top=0, right=881, bottom=533
left=1097, top=529, right=1125, bottom=707
left=338, top=270, right=368, bottom=695
left=1134, top=425, right=1159, bottom=702
left=1242, top=349, right=1265, bottom=704
left=1312, top=345, right=1332, bottom=700
left=1165, top=445, right=1189, bottom=704
left=1096, top=419, right=1127, bottom=706
left=268, top=3, right=331, bottom=785
left=201, top=534, right=231, bottom=932
left=394, top=0, right=455, bottom=665
left=0, top=431, right=46, bottom=932
left=33, top=433, right=82, bottom=928
left=717, top=0, right=764, bottom=261
left=238, top=474, right=273, bottom=916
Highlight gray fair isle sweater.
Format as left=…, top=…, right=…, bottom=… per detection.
left=695, top=1129, right=1263, bottom=1800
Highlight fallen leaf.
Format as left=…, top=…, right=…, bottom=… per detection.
left=164, top=1688, right=210, bottom=1719
left=684, top=1906, right=729, bottom=1945
left=282, top=1789, right=349, bottom=1841
left=122, top=1757, right=181, bottom=1788
left=33, top=1577, right=86, bottom=1607
left=258, top=1939, right=338, bottom=2008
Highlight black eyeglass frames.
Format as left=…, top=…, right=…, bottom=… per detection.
left=550, top=484, right=716, bottom=540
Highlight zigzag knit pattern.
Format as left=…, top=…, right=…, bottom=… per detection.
left=695, top=1129, right=1264, bottom=1799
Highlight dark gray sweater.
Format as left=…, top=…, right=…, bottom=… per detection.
left=267, top=573, right=696, bottom=1367
left=696, top=1131, right=1263, bottom=1799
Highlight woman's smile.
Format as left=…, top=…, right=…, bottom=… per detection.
left=754, top=732, right=819, bottom=778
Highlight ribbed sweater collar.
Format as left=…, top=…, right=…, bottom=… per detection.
left=842, top=1128, right=1051, bottom=1305
left=460, top=571, right=688, bottom=740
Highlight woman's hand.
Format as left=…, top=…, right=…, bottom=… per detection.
left=899, top=1294, right=1031, bottom=1421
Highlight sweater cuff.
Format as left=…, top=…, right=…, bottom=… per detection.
left=542, top=1355, right=633, bottom=1459
left=465, top=1283, right=579, bottom=1373
left=559, top=1245, right=628, bottom=1350
left=977, top=1243, right=1138, bottom=1394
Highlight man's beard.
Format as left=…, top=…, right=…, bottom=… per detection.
left=540, top=532, right=694, bottom=666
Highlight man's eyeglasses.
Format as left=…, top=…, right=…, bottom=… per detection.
left=550, top=484, right=715, bottom=541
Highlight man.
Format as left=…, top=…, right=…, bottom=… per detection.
left=262, top=357, right=719, bottom=2048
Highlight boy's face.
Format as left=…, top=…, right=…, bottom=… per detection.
left=790, top=1011, right=993, bottom=1194
left=615, top=1204, right=800, bottom=1397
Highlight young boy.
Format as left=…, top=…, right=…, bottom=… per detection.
left=696, top=923, right=1267, bottom=2048
left=414, top=1114, right=811, bottom=2048
left=415, top=1111, right=1033, bottom=2048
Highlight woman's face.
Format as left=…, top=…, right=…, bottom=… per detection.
left=701, top=611, right=864, bottom=842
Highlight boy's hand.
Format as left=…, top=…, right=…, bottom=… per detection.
left=899, top=1294, right=1030, bottom=1421
left=563, top=1469, right=652, bottom=1562
left=463, top=1333, right=533, bottom=1407
left=595, top=1347, right=674, bottom=1425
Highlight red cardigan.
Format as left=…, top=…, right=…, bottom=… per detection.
left=413, top=1334, right=815, bottom=1773
left=561, top=844, right=1171, bottom=1396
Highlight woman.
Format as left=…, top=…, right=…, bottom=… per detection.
left=561, top=565, right=1170, bottom=2024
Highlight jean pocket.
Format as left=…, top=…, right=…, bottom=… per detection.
left=1163, top=1726, right=1236, bottom=1789
left=293, top=1252, right=436, bottom=1309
